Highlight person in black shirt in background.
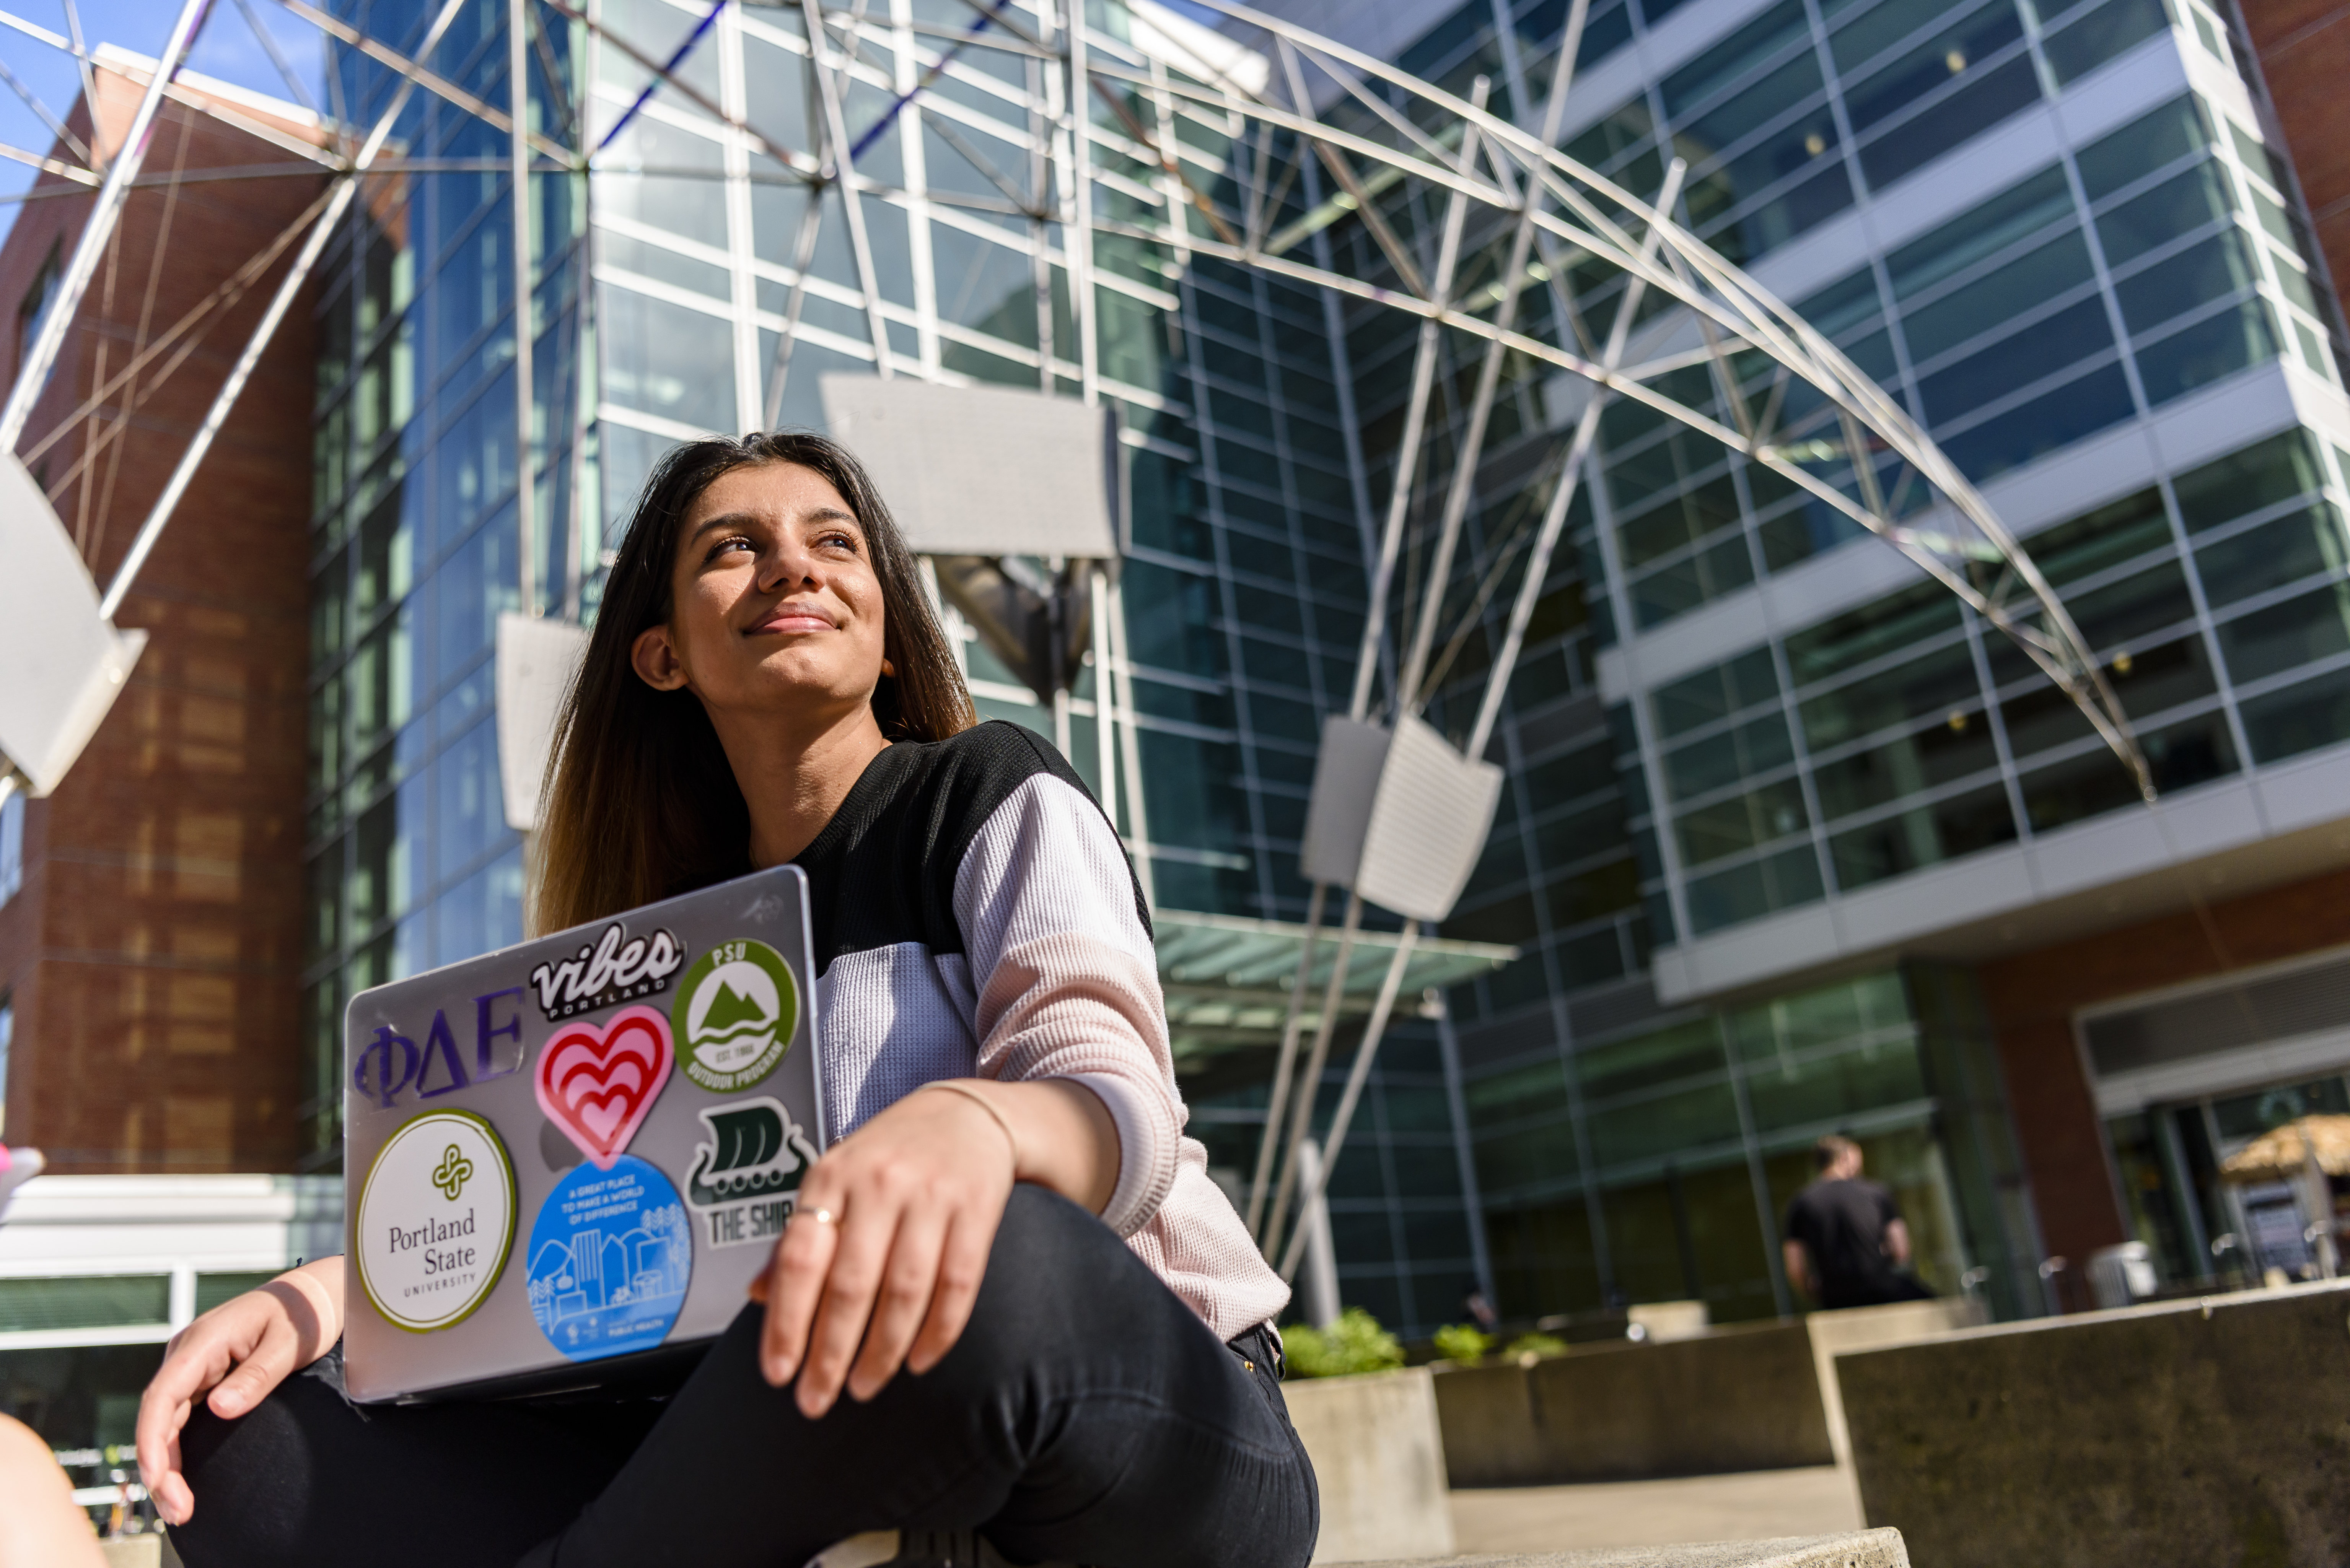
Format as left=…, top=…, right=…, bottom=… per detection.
left=1783, top=1135, right=1935, bottom=1310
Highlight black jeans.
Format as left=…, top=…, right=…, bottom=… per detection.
left=170, top=1187, right=1317, bottom=1568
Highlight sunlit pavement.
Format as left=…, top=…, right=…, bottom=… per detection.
left=1449, top=1468, right=1864, bottom=1555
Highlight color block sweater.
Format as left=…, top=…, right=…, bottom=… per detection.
left=793, top=721, right=1288, bottom=1344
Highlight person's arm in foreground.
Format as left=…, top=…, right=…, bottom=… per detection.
left=135, top=1257, right=343, bottom=1525
left=0, top=1413, right=106, bottom=1568
left=1884, top=1216, right=1912, bottom=1268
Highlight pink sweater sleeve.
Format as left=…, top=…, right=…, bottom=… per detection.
left=950, top=773, right=1180, bottom=1238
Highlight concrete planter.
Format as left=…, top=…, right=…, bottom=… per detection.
left=1281, top=1365, right=1455, bottom=1565
left=1837, top=1280, right=2350, bottom=1566
left=1431, top=1321, right=1835, bottom=1487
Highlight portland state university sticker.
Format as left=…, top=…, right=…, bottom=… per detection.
left=353, top=1109, right=516, bottom=1332
left=671, top=938, right=798, bottom=1093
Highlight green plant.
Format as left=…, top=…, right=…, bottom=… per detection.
left=1431, top=1322, right=1493, bottom=1366
left=1500, top=1331, right=1568, bottom=1363
left=1280, top=1307, right=1406, bottom=1377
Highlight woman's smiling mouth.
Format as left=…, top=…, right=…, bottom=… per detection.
left=750, top=602, right=839, bottom=636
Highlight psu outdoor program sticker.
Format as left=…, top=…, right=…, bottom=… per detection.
left=671, top=938, right=798, bottom=1093
left=353, top=1109, right=516, bottom=1333
left=526, top=1154, right=693, bottom=1362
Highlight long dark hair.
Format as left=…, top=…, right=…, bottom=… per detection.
left=530, top=431, right=976, bottom=934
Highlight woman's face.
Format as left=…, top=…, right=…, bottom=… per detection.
left=630, top=461, right=890, bottom=728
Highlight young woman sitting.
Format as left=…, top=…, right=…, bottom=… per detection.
left=134, top=432, right=1317, bottom=1568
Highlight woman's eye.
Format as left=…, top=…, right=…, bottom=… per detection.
left=705, top=535, right=754, bottom=561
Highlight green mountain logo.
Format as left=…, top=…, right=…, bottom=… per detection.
left=699, top=981, right=771, bottom=1036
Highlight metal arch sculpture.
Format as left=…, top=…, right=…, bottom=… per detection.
left=0, top=0, right=2147, bottom=796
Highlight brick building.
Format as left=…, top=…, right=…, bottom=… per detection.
left=2241, top=0, right=2350, bottom=324
left=0, top=57, right=324, bottom=1171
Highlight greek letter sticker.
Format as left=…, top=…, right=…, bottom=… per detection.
left=671, top=939, right=798, bottom=1093
left=352, top=1109, right=516, bottom=1333
left=525, top=1155, right=693, bottom=1362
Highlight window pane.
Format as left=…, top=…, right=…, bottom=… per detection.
left=2216, top=581, right=2350, bottom=683
left=1844, top=1, right=2025, bottom=132
left=600, top=288, right=736, bottom=431
left=1917, top=297, right=2113, bottom=423
left=1886, top=166, right=2072, bottom=299
left=1799, top=641, right=1981, bottom=750
left=1814, top=711, right=2000, bottom=817
left=2194, top=504, right=2349, bottom=608
left=1901, top=229, right=2094, bottom=363
left=1938, top=362, right=2135, bottom=480
left=2133, top=298, right=2277, bottom=404
left=2042, top=0, right=2173, bottom=84
left=2097, top=161, right=2234, bottom=267
left=2076, top=96, right=2212, bottom=203
left=1858, top=56, right=2040, bottom=190
left=1676, top=780, right=1811, bottom=865
left=0, top=1275, right=171, bottom=1331
left=2240, top=663, right=2350, bottom=763
left=2172, top=430, right=2326, bottom=532
left=1829, top=784, right=2016, bottom=888
left=2112, top=230, right=2259, bottom=337
left=1686, top=844, right=1826, bottom=931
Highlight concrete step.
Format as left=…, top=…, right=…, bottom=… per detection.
left=1347, top=1528, right=1909, bottom=1568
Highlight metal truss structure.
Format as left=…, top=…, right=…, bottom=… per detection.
left=0, top=0, right=2155, bottom=1249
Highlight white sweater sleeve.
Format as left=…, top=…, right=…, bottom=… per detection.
left=951, top=773, right=1181, bottom=1238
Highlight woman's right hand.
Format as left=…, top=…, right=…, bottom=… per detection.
left=135, top=1256, right=344, bottom=1525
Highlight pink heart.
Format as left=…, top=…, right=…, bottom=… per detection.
left=534, top=1005, right=673, bottom=1169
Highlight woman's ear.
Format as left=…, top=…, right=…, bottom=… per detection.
left=880, top=655, right=897, bottom=678
left=632, top=624, right=691, bottom=691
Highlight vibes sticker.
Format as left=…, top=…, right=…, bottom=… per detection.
left=670, top=939, right=798, bottom=1094
left=526, top=1154, right=692, bottom=1362
left=534, top=1005, right=673, bottom=1169
left=352, top=1109, right=516, bottom=1333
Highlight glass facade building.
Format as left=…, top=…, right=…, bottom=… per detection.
left=298, top=0, right=2350, bottom=1333
left=1290, top=0, right=2350, bottom=1326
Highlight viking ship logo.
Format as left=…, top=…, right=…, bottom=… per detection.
left=686, top=1097, right=819, bottom=1209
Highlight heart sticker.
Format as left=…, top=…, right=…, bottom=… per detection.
left=534, top=1005, right=674, bottom=1170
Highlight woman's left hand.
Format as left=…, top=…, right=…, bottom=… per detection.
left=752, top=1078, right=1115, bottom=1417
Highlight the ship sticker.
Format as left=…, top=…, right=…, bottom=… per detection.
left=683, top=1096, right=820, bottom=1250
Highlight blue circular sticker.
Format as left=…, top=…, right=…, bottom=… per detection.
left=524, top=1153, right=692, bottom=1362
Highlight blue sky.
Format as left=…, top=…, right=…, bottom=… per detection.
left=0, top=0, right=327, bottom=247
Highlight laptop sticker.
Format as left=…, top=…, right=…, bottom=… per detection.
left=349, top=987, right=528, bottom=1110
left=534, top=1005, right=674, bottom=1170
left=352, top=1109, right=516, bottom=1333
left=685, top=1097, right=820, bottom=1249
left=528, top=921, right=686, bottom=1022
left=525, top=1154, right=693, bottom=1361
left=672, top=939, right=800, bottom=1093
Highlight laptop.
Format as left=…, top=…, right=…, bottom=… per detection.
left=340, top=864, right=824, bottom=1403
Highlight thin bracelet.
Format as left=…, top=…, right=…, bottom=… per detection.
left=923, top=1080, right=1023, bottom=1174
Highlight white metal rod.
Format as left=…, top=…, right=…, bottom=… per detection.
left=1063, top=0, right=1098, bottom=403
left=1280, top=919, right=1419, bottom=1282
left=510, top=0, right=537, bottom=614
left=1245, top=878, right=1325, bottom=1239
left=1105, top=571, right=1155, bottom=910
left=802, top=0, right=896, bottom=378
left=0, top=0, right=210, bottom=454
left=1343, top=86, right=1486, bottom=722
left=1090, top=563, right=1117, bottom=829
left=1399, top=68, right=1560, bottom=715
left=1464, top=159, right=1684, bottom=761
left=98, top=0, right=473, bottom=621
left=1263, top=889, right=1362, bottom=1264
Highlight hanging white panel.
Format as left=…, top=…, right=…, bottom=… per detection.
left=1299, top=714, right=1392, bottom=888
left=0, top=456, right=147, bottom=795
left=1353, top=715, right=1503, bottom=923
left=495, top=612, right=589, bottom=832
left=819, top=374, right=1119, bottom=559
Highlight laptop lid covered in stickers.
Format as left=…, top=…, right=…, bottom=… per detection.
left=340, top=864, right=825, bottom=1403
